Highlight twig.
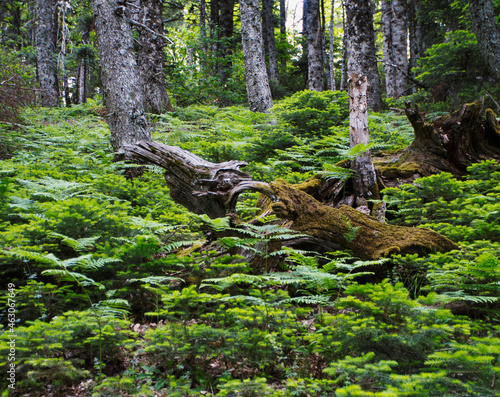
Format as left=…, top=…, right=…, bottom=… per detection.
left=485, top=91, right=500, bottom=113
left=129, top=19, right=173, bottom=45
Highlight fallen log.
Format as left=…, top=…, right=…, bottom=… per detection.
left=122, top=141, right=458, bottom=260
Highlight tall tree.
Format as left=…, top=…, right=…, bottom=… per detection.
left=345, top=0, right=382, bottom=110
left=469, top=0, right=500, bottom=81
left=262, top=0, right=279, bottom=82
left=279, top=0, right=287, bottom=75
left=218, top=0, right=235, bottom=83
left=134, top=0, right=172, bottom=114
left=328, top=0, right=336, bottom=91
left=304, top=0, right=324, bottom=91
left=407, top=0, right=424, bottom=93
left=92, top=0, right=150, bottom=152
left=381, top=0, right=408, bottom=98
left=74, top=0, right=92, bottom=105
left=239, top=0, right=273, bottom=112
left=35, top=0, right=59, bottom=107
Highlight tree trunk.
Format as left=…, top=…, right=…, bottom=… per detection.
left=262, top=0, right=280, bottom=82
left=328, top=0, right=336, bottom=91
left=239, top=0, right=273, bottom=112
left=305, top=0, right=324, bottom=91
left=35, top=0, right=59, bottom=107
left=408, top=0, right=423, bottom=94
left=468, top=0, right=500, bottom=81
left=345, top=0, right=382, bottom=110
left=279, top=0, right=287, bottom=76
left=339, top=2, right=348, bottom=91
left=135, top=0, right=172, bottom=114
left=218, top=0, right=235, bottom=84
left=381, top=0, right=408, bottom=98
left=349, top=73, right=380, bottom=214
left=92, top=0, right=151, bottom=152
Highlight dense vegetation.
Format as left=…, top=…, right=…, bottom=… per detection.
left=0, top=89, right=499, bottom=396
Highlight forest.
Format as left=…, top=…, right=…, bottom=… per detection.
left=1, top=0, right=500, bottom=395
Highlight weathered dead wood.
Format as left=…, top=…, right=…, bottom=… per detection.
left=122, top=140, right=251, bottom=218
left=377, top=102, right=500, bottom=186
left=122, top=141, right=458, bottom=260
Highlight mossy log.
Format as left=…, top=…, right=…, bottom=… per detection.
left=123, top=141, right=458, bottom=260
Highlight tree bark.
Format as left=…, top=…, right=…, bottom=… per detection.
left=376, top=102, right=500, bottom=186
left=468, top=0, right=500, bottom=81
left=35, top=0, right=59, bottom=107
left=381, top=0, right=408, bottom=98
left=279, top=0, right=287, bottom=76
left=218, top=0, right=235, bottom=84
left=92, top=0, right=151, bottom=152
left=348, top=74, right=380, bottom=216
left=135, top=0, right=172, bottom=114
left=345, top=0, right=382, bottom=110
left=408, top=0, right=424, bottom=94
left=305, top=0, right=324, bottom=91
left=239, top=0, right=273, bottom=112
left=262, top=0, right=280, bottom=82
left=328, top=0, right=336, bottom=91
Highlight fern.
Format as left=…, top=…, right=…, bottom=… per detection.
left=49, top=232, right=100, bottom=252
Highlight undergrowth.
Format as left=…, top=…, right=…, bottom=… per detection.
left=0, top=97, right=499, bottom=396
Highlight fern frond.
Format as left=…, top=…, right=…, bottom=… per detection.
left=128, top=276, right=183, bottom=286
left=50, top=232, right=100, bottom=252
left=279, top=295, right=331, bottom=305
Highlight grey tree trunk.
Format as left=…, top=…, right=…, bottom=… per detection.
left=218, top=0, right=235, bottom=84
left=328, top=0, right=336, bottom=91
left=305, top=0, right=324, bottom=91
left=408, top=0, right=423, bottom=93
left=381, top=0, right=408, bottom=98
left=92, top=0, right=151, bottom=152
left=345, top=0, right=382, bottom=110
left=348, top=73, right=379, bottom=212
left=469, top=0, right=500, bottom=81
left=339, top=2, right=348, bottom=91
left=262, top=0, right=280, bottom=82
left=239, top=0, right=273, bottom=112
left=135, top=0, right=172, bottom=114
left=279, top=0, right=287, bottom=75
left=35, top=0, right=59, bottom=107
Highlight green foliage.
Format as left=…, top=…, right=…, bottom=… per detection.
left=1, top=104, right=499, bottom=396
left=272, top=90, right=349, bottom=138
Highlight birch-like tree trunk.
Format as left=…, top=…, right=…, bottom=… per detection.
left=381, top=0, right=408, bottom=98
left=345, top=0, right=382, bottom=110
left=35, top=0, right=59, bottom=107
left=75, top=0, right=90, bottom=105
left=305, top=0, right=324, bottom=91
left=92, top=0, right=151, bottom=152
left=239, top=0, right=273, bottom=112
left=469, top=0, right=500, bottom=81
left=349, top=73, right=379, bottom=211
left=135, top=0, right=172, bottom=114
left=262, top=0, right=280, bottom=82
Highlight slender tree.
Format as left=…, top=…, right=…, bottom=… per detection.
left=218, top=0, right=235, bottom=84
left=328, top=0, right=336, bottom=91
left=35, top=0, right=59, bottom=107
left=279, top=0, right=287, bottom=75
left=92, top=0, right=150, bottom=152
left=381, top=0, right=408, bottom=98
left=345, top=0, right=382, bottom=110
left=304, top=0, right=324, bottom=91
left=134, top=0, right=172, bottom=114
left=407, top=0, right=424, bottom=93
left=262, top=0, right=279, bottom=82
left=239, top=0, right=273, bottom=112
left=469, top=0, right=500, bottom=81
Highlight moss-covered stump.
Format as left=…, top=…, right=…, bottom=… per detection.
left=377, top=102, right=500, bottom=185
left=267, top=181, right=458, bottom=260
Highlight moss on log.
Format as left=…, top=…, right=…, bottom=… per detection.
left=266, top=180, right=458, bottom=260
